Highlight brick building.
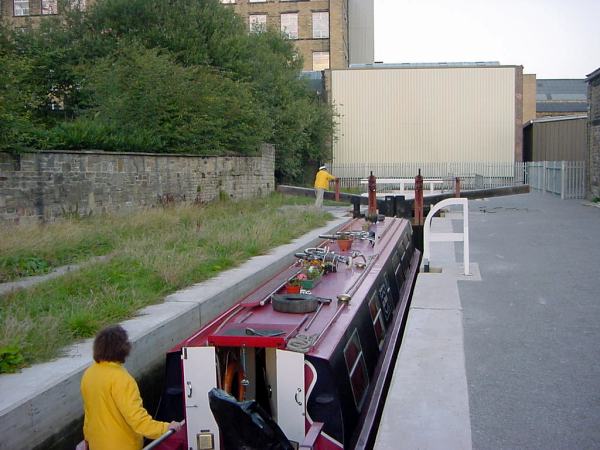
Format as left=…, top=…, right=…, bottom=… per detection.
left=0, top=0, right=87, bottom=27
left=587, top=67, right=600, bottom=199
left=220, top=0, right=373, bottom=71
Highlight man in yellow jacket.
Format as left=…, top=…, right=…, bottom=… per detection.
left=313, top=165, right=336, bottom=208
left=80, top=325, right=182, bottom=450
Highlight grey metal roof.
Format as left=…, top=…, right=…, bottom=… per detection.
left=349, top=61, right=503, bottom=69
left=535, top=79, right=587, bottom=101
left=587, top=67, right=600, bottom=82
left=524, top=114, right=587, bottom=127
left=536, top=102, right=587, bottom=113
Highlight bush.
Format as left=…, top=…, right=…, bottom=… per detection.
left=0, top=0, right=335, bottom=181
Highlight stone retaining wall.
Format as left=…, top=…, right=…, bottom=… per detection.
left=0, top=145, right=275, bottom=223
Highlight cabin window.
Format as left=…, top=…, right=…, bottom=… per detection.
left=378, top=275, right=393, bottom=323
left=343, top=330, right=369, bottom=409
left=368, top=293, right=387, bottom=350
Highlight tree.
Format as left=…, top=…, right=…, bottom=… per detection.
left=0, top=0, right=335, bottom=182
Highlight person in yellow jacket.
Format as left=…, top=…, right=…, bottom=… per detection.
left=313, top=165, right=336, bottom=208
left=80, top=325, right=182, bottom=450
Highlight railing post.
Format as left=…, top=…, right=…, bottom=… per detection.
left=560, top=161, right=566, bottom=199
left=422, top=198, right=470, bottom=276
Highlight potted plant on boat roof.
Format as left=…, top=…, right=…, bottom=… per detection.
left=299, top=264, right=324, bottom=289
left=285, top=275, right=303, bottom=294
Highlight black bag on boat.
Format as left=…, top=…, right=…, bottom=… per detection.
left=208, top=388, right=294, bottom=450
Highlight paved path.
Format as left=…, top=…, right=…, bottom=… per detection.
left=377, top=192, right=600, bottom=450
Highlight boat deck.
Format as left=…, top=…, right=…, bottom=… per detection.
left=179, top=217, right=410, bottom=359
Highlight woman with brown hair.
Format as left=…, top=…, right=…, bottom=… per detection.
left=80, top=325, right=182, bottom=450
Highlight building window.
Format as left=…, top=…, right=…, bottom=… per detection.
left=312, top=52, right=329, bottom=71
left=249, top=14, right=267, bottom=33
left=70, top=0, right=86, bottom=10
left=41, top=0, right=58, bottom=15
left=312, top=11, right=329, bottom=39
left=14, top=0, right=30, bottom=16
left=280, top=13, right=298, bottom=40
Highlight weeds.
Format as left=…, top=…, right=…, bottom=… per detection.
left=0, top=194, right=331, bottom=371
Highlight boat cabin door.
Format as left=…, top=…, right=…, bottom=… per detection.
left=182, top=346, right=219, bottom=450
left=265, top=348, right=305, bottom=445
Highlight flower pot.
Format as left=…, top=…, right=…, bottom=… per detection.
left=300, top=274, right=322, bottom=290
left=336, top=238, right=352, bottom=252
left=286, top=284, right=301, bottom=294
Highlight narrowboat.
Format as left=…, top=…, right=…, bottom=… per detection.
left=153, top=216, right=420, bottom=450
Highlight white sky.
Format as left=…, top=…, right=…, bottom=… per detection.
left=374, top=0, right=600, bottom=78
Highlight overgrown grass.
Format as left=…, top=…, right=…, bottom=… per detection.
left=0, top=194, right=332, bottom=372
left=0, top=219, right=114, bottom=282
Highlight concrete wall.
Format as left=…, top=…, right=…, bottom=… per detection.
left=588, top=70, right=600, bottom=198
left=0, top=145, right=275, bottom=224
left=331, top=66, right=521, bottom=165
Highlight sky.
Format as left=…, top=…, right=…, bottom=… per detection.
left=374, top=0, right=600, bottom=79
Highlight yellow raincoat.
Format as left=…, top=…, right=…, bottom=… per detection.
left=81, top=361, right=169, bottom=450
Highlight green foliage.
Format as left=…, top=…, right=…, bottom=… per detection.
left=0, top=194, right=331, bottom=367
left=0, top=345, right=25, bottom=374
left=0, top=256, right=50, bottom=282
left=0, top=0, right=335, bottom=180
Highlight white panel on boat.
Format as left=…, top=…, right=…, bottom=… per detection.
left=182, top=346, right=219, bottom=450
left=275, top=349, right=305, bottom=444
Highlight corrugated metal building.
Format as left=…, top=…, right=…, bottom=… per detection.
left=523, top=115, right=587, bottom=162
left=331, top=63, right=522, bottom=167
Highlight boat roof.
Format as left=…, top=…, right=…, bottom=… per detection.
left=176, top=217, right=411, bottom=360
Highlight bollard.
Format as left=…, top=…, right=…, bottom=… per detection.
left=455, top=177, right=461, bottom=197
left=414, top=169, right=424, bottom=226
left=367, top=171, right=378, bottom=222
left=335, top=178, right=340, bottom=202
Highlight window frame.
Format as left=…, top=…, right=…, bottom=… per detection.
left=280, top=12, right=299, bottom=40
left=41, top=0, right=58, bottom=15
left=343, top=329, right=369, bottom=409
left=249, top=14, right=267, bottom=33
left=312, top=51, right=330, bottom=71
left=14, top=0, right=30, bottom=16
left=312, top=11, right=329, bottom=39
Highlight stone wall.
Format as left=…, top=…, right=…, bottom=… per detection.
left=0, top=145, right=275, bottom=224
left=588, top=70, right=600, bottom=199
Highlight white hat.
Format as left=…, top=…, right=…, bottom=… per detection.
left=319, top=165, right=327, bottom=170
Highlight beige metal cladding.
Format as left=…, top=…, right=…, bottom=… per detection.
left=332, top=67, right=517, bottom=165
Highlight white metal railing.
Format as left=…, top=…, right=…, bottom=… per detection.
left=332, top=161, right=586, bottom=199
left=423, top=198, right=470, bottom=276
left=522, top=161, right=586, bottom=199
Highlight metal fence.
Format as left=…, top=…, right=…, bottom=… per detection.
left=522, top=161, right=586, bottom=199
left=331, top=161, right=586, bottom=199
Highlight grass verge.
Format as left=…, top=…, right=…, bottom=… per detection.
left=0, top=194, right=334, bottom=372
